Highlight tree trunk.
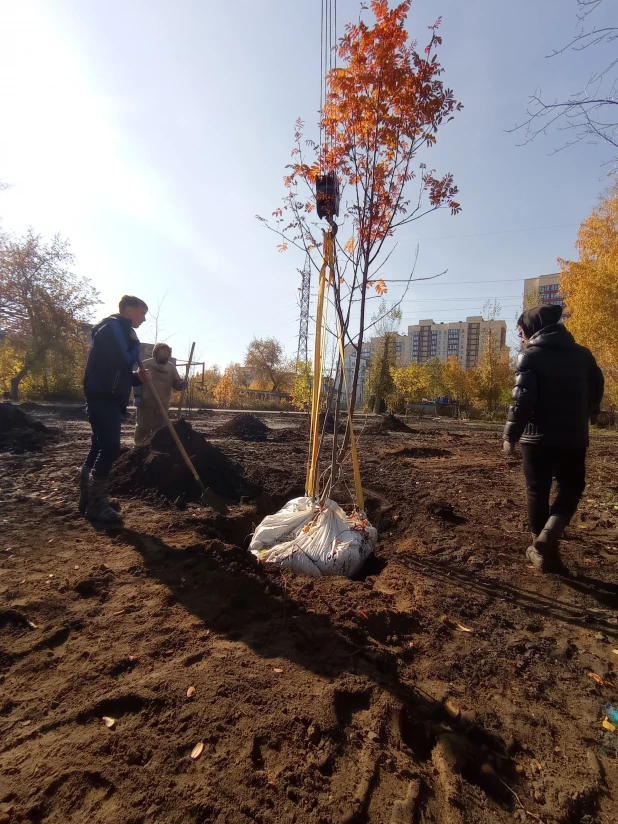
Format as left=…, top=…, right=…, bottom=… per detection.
left=325, top=373, right=344, bottom=501
left=373, top=337, right=390, bottom=414
left=10, top=365, right=30, bottom=401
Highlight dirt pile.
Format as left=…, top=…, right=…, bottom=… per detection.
left=110, top=419, right=261, bottom=504
left=0, top=403, right=57, bottom=453
left=304, top=410, right=347, bottom=435
left=272, top=425, right=305, bottom=442
left=214, top=413, right=269, bottom=441
left=364, top=413, right=414, bottom=435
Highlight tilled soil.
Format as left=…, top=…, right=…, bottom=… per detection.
left=0, top=403, right=57, bottom=454
left=1, top=409, right=617, bottom=824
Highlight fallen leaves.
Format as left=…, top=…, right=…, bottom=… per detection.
left=273, top=668, right=283, bottom=674
left=444, top=700, right=460, bottom=718
left=602, top=717, right=616, bottom=733
left=190, top=742, right=204, bottom=760
left=186, top=686, right=196, bottom=698
left=588, top=672, right=614, bottom=688
left=102, top=717, right=116, bottom=729
left=440, top=615, right=474, bottom=633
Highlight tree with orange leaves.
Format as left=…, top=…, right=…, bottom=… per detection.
left=258, top=1, right=461, bottom=481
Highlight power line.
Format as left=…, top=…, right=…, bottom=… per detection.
left=382, top=276, right=557, bottom=284
left=397, top=295, right=522, bottom=302
left=386, top=225, right=577, bottom=243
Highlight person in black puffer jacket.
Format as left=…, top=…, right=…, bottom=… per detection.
left=80, top=295, right=148, bottom=523
left=503, top=304, right=604, bottom=572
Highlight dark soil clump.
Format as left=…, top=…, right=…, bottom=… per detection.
left=0, top=403, right=57, bottom=454
left=272, top=426, right=305, bottom=442
left=390, top=446, right=451, bottom=459
left=305, top=411, right=347, bottom=435
left=214, top=413, right=269, bottom=441
left=110, top=419, right=261, bottom=504
left=427, top=500, right=467, bottom=524
left=365, top=414, right=413, bottom=435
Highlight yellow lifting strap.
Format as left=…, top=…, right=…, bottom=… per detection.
left=336, top=320, right=364, bottom=511
left=305, top=230, right=364, bottom=511
left=305, top=230, right=334, bottom=498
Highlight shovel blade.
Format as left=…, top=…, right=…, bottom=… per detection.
left=199, top=486, right=228, bottom=516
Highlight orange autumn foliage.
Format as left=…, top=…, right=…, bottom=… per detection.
left=271, top=0, right=461, bottom=266
left=258, top=1, right=461, bottom=421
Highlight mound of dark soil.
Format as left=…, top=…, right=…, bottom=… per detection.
left=272, top=426, right=305, bottom=442
left=0, top=403, right=57, bottom=454
left=110, top=419, right=261, bottom=504
left=389, top=446, right=451, bottom=459
left=364, top=414, right=413, bottom=435
left=305, top=411, right=347, bottom=435
left=214, top=413, right=269, bottom=441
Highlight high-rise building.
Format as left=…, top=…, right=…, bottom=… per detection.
left=343, top=318, right=507, bottom=405
left=406, top=316, right=507, bottom=369
left=523, top=273, right=568, bottom=316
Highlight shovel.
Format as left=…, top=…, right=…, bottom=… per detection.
left=138, top=359, right=228, bottom=515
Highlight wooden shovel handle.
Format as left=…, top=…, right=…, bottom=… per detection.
left=138, top=358, right=201, bottom=483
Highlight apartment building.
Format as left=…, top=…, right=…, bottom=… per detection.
left=523, top=273, right=568, bottom=316
left=343, top=318, right=506, bottom=404
left=407, top=316, right=507, bottom=369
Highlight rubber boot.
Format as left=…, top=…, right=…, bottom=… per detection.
left=78, top=466, right=90, bottom=516
left=526, top=516, right=567, bottom=573
left=86, top=473, right=123, bottom=524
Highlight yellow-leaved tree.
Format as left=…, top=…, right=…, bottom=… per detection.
left=213, top=375, right=237, bottom=409
left=441, top=355, right=470, bottom=417
left=390, top=361, right=428, bottom=409
left=291, top=360, right=312, bottom=410
left=559, top=184, right=618, bottom=408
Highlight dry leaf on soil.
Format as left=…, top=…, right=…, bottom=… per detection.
left=444, top=700, right=460, bottom=718
left=186, top=686, right=196, bottom=698
left=191, top=741, right=204, bottom=760
left=102, top=716, right=116, bottom=729
left=456, top=623, right=474, bottom=633
left=602, top=717, right=616, bottom=733
left=588, top=672, right=614, bottom=687
left=273, top=668, right=283, bottom=674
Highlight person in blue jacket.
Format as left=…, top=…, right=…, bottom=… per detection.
left=80, top=295, right=148, bottom=522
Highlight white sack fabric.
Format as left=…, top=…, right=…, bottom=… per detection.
left=249, top=496, right=377, bottom=577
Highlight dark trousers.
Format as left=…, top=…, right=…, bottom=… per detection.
left=521, top=444, right=586, bottom=536
left=84, top=397, right=124, bottom=476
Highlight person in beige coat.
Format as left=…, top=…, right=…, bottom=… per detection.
left=134, top=343, right=187, bottom=444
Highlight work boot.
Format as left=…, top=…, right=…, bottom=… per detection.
left=86, top=473, right=123, bottom=524
left=78, top=466, right=90, bottom=515
left=526, top=516, right=567, bottom=573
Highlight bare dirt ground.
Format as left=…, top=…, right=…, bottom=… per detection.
left=1, top=406, right=618, bottom=824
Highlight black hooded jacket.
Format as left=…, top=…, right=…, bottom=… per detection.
left=504, top=306, right=604, bottom=447
left=83, top=314, right=142, bottom=409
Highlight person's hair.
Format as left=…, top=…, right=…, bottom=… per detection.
left=119, top=295, right=148, bottom=314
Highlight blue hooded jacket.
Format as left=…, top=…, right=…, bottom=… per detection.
left=83, top=314, right=142, bottom=409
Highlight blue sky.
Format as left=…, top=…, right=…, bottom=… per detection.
left=0, top=0, right=612, bottom=366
